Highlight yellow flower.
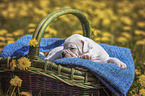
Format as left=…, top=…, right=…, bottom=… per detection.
left=29, top=38, right=38, bottom=47
left=0, top=29, right=8, bottom=35
left=111, top=15, right=118, bottom=21
left=40, top=0, right=50, bottom=9
left=137, top=22, right=145, bottom=28
left=91, top=28, right=101, bottom=36
left=139, top=75, right=145, bottom=87
left=28, top=29, right=35, bottom=33
left=123, top=26, right=131, bottom=31
left=6, top=33, right=13, bottom=37
left=102, top=19, right=110, bottom=27
left=0, top=42, right=6, bottom=46
left=7, top=40, right=15, bottom=44
left=140, top=89, right=145, bottom=96
left=135, top=69, right=141, bottom=75
left=136, top=39, right=145, bottom=45
left=101, top=37, right=110, bottom=42
left=102, top=32, right=112, bottom=37
left=0, top=37, right=6, bottom=41
left=121, top=32, right=132, bottom=39
left=0, top=48, right=3, bottom=52
left=45, top=27, right=57, bottom=36
left=6, top=37, right=15, bottom=42
left=20, top=91, right=32, bottom=96
left=28, top=23, right=36, bottom=28
left=121, top=16, right=132, bottom=25
left=17, top=57, right=31, bottom=70
left=19, top=10, right=28, bottom=17
left=44, top=34, right=52, bottom=38
left=73, top=30, right=83, bottom=35
left=94, top=37, right=101, bottom=42
left=10, top=59, right=17, bottom=71
left=10, top=75, right=22, bottom=87
left=134, top=30, right=144, bottom=35
left=117, top=37, right=127, bottom=43
left=1, top=10, right=9, bottom=18
left=13, top=29, right=24, bottom=36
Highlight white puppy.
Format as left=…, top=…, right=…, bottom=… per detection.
left=41, top=34, right=127, bottom=69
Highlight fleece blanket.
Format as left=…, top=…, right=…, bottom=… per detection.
left=0, top=35, right=135, bottom=96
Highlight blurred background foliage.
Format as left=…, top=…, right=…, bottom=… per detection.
left=0, top=0, right=145, bottom=95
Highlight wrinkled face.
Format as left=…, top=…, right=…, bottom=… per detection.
left=62, top=34, right=93, bottom=58
left=62, top=43, right=80, bottom=58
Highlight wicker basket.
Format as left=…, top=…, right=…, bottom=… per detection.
left=0, top=8, right=113, bottom=96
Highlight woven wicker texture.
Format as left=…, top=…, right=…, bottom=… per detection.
left=0, top=71, right=112, bottom=96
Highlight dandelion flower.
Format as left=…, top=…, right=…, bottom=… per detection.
left=102, top=19, right=110, bottom=27
left=139, top=75, right=145, bottom=87
left=17, top=57, right=31, bottom=70
left=135, top=69, right=141, bottom=75
left=102, top=32, right=112, bottom=37
left=140, top=89, right=145, bottom=96
left=94, top=37, right=101, bottom=42
left=136, top=39, right=145, bottom=45
left=10, top=59, right=16, bottom=71
left=137, top=22, right=145, bottom=28
left=28, top=29, right=35, bottom=33
left=73, top=30, right=83, bottom=35
left=117, top=37, right=127, bottom=43
left=1, top=42, right=6, bottom=46
left=7, top=40, right=15, bottom=44
left=121, top=16, right=132, bottom=25
left=13, top=29, right=24, bottom=36
left=134, top=30, right=144, bottom=35
left=20, top=91, right=32, bottom=96
left=44, top=34, right=52, bottom=38
left=0, top=29, right=8, bottom=35
left=101, top=37, right=110, bottom=42
left=121, top=32, right=132, bottom=39
left=10, top=75, right=22, bottom=87
left=28, top=23, right=36, bottom=28
left=6, top=33, right=13, bottom=37
left=6, top=37, right=14, bottom=40
left=0, top=48, right=3, bottom=52
left=0, top=37, right=6, bottom=41
left=45, top=27, right=57, bottom=36
left=91, top=28, right=101, bottom=36
left=123, top=26, right=131, bottom=31
left=29, top=38, right=38, bottom=47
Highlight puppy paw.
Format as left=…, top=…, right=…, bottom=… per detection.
left=107, top=57, right=127, bottom=69
left=118, top=62, right=127, bottom=69
left=80, top=55, right=91, bottom=60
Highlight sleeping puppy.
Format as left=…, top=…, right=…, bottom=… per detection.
left=41, top=34, right=127, bottom=69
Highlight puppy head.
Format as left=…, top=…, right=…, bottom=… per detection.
left=62, top=34, right=93, bottom=58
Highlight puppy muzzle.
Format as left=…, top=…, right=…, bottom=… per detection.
left=62, top=50, right=78, bottom=58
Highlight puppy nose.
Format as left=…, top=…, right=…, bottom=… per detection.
left=62, top=51, right=65, bottom=58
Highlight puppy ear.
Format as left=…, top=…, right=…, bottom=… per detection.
left=81, top=40, right=93, bottom=53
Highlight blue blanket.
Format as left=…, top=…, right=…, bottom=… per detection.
left=0, top=35, right=135, bottom=96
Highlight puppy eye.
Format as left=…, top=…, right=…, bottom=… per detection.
left=70, top=48, right=75, bottom=50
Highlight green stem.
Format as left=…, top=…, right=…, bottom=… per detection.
left=6, top=85, right=11, bottom=96
left=17, top=87, right=20, bottom=96
left=11, top=86, right=16, bottom=96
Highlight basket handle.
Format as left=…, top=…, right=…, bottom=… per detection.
left=29, top=8, right=90, bottom=60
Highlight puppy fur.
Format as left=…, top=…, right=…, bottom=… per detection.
left=42, top=34, right=127, bottom=69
